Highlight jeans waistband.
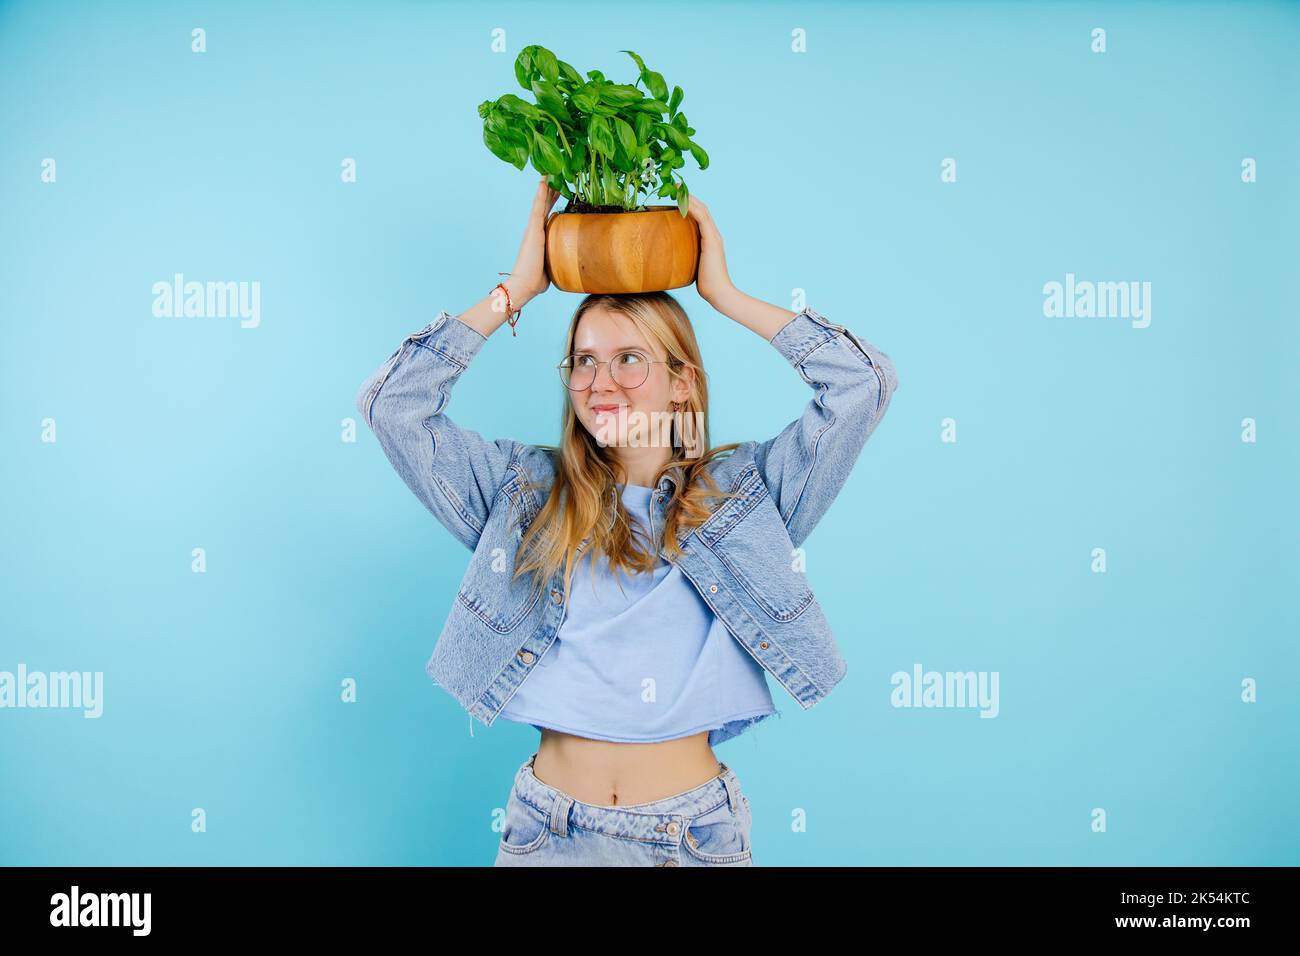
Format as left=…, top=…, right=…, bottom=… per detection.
left=513, top=751, right=744, bottom=844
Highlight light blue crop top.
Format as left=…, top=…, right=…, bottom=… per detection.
left=498, top=483, right=779, bottom=747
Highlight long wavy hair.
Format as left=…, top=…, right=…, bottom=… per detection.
left=514, top=292, right=745, bottom=601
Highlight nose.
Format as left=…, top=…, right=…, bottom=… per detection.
left=590, top=362, right=619, bottom=391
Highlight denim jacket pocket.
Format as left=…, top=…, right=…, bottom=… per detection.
left=699, top=474, right=815, bottom=623
left=455, top=493, right=544, bottom=634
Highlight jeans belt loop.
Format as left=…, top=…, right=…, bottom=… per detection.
left=549, top=792, right=573, bottom=838
left=720, top=765, right=742, bottom=814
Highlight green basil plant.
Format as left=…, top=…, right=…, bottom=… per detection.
left=477, top=45, right=708, bottom=217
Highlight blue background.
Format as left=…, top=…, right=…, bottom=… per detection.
left=1, top=0, right=1296, bottom=866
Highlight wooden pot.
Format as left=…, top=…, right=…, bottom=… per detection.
left=544, top=205, right=700, bottom=294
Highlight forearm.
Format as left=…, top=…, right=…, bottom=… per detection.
left=707, top=285, right=797, bottom=342
left=356, top=309, right=522, bottom=551
left=748, top=305, right=900, bottom=548
left=455, top=275, right=538, bottom=339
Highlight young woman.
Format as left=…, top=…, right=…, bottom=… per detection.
left=357, top=178, right=899, bottom=866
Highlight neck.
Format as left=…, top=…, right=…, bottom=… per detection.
left=611, top=446, right=673, bottom=489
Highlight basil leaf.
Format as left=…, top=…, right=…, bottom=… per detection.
left=644, top=70, right=668, bottom=102
left=611, top=116, right=637, bottom=157
left=531, top=129, right=565, bottom=176
left=688, top=141, right=709, bottom=170
left=589, top=115, right=615, bottom=158
left=668, top=85, right=683, bottom=117
left=531, top=78, right=571, bottom=124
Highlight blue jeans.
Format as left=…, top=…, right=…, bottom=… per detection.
left=494, top=752, right=754, bottom=866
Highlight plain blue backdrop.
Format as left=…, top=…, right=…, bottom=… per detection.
left=1, top=0, right=1296, bottom=865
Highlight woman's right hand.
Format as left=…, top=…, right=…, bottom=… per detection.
left=457, top=178, right=562, bottom=339
left=506, top=177, right=562, bottom=305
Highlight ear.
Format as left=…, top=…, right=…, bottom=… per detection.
left=670, top=364, right=695, bottom=405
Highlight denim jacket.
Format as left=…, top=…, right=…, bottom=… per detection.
left=356, top=305, right=899, bottom=731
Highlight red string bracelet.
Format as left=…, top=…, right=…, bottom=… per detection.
left=492, top=272, right=522, bottom=336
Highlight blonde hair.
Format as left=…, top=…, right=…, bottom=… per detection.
left=514, top=292, right=745, bottom=601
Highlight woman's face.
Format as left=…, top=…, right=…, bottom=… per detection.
left=565, top=306, right=691, bottom=451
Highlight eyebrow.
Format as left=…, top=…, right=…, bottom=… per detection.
left=571, top=345, right=648, bottom=355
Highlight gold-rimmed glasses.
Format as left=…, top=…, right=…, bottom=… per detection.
left=557, top=350, right=669, bottom=391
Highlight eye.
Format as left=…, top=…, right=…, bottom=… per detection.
left=574, top=354, right=596, bottom=366
left=617, top=351, right=645, bottom=366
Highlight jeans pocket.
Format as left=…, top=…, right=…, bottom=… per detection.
left=682, top=799, right=752, bottom=865
left=498, top=791, right=552, bottom=856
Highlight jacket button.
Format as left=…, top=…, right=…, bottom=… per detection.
left=708, top=584, right=718, bottom=593
left=551, top=590, right=563, bottom=604
left=759, top=641, right=769, bottom=650
left=517, top=650, right=535, bottom=665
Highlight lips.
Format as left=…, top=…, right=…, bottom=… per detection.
left=590, top=404, right=624, bottom=413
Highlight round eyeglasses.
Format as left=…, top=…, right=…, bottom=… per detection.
left=558, top=350, right=670, bottom=391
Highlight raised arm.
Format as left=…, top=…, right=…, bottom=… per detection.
left=355, top=179, right=560, bottom=550
left=686, top=197, right=900, bottom=550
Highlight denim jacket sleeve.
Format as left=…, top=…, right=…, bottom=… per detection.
left=749, top=306, right=900, bottom=549
left=355, top=310, right=524, bottom=552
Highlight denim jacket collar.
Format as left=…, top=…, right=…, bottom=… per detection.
left=575, top=470, right=681, bottom=557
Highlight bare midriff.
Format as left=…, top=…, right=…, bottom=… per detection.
left=531, top=728, right=722, bottom=807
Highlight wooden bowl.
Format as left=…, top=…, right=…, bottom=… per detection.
left=544, top=205, right=700, bottom=294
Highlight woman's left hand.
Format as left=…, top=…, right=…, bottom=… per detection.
left=685, top=195, right=736, bottom=308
